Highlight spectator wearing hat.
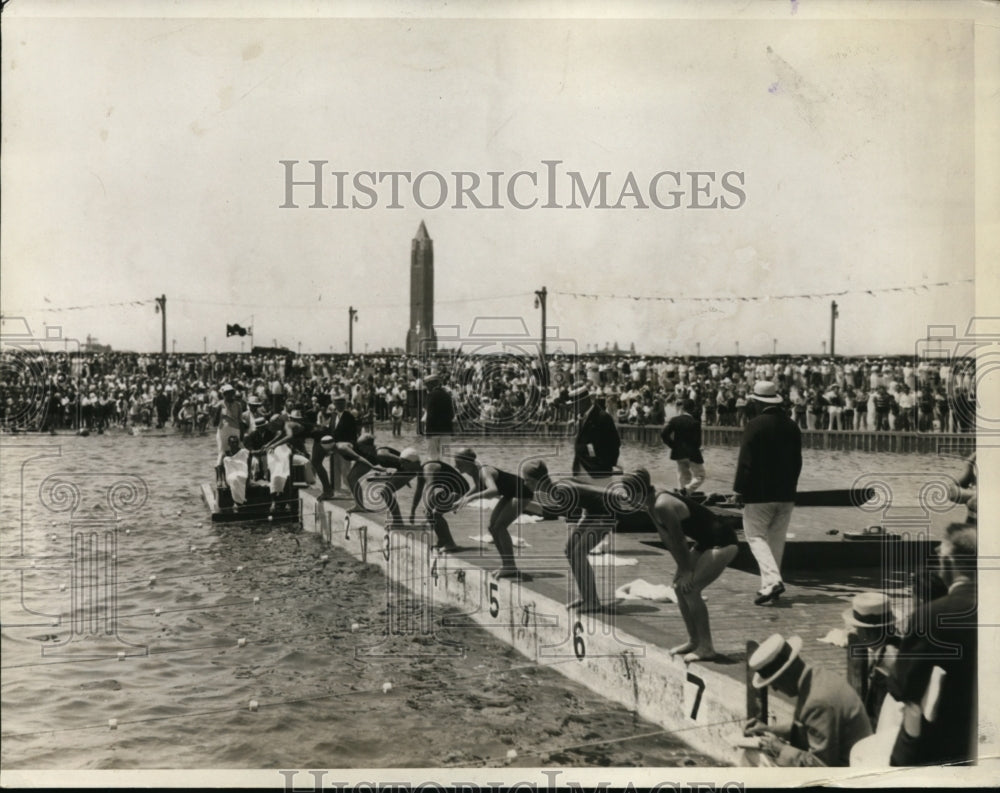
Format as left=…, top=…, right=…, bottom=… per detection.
left=842, top=592, right=900, bottom=729
left=745, top=633, right=872, bottom=766
left=661, top=398, right=705, bottom=495
left=213, top=384, right=243, bottom=468
left=572, top=387, right=621, bottom=478
left=734, top=381, right=802, bottom=605
left=886, top=523, right=977, bottom=766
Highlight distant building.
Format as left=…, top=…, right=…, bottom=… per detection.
left=405, top=221, right=436, bottom=354
left=82, top=335, right=112, bottom=353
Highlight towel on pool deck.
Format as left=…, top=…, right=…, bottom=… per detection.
left=223, top=448, right=250, bottom=504
left=588, top=554, right=639, bottom=567
left=615, top=579, right=677, bottom=602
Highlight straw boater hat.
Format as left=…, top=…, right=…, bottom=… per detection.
left=842, top=592, right=896, bottom=630
left=423, top=372, right=441, bottom=385
left=749, top=381, right=783, bottom=404
left=748, top=633, right=803, bottom=688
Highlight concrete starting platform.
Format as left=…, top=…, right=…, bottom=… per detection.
left=297, top=488, right=914, bottom=765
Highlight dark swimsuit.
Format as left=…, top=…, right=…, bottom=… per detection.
left=666, top=491, right=737, bottom=552
left=487, top=467, right=534, bottom=501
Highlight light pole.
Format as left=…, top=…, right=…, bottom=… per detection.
left=172, top=338, right=176, bottom=354
left=203, top=336, right=207, bottom=354
left=534, top=286, right=548, bottom=361
left=773, top=338, right=777, bottom=355
left=696, top=341, right=701, bottom=357
left=154, top=294, right=167, bottom=363
left=298, top=341, right=302, bottom=355
left=830, top=300, right=839, bottom=356
left=735, top=340, right=740, bottom=357
left=348, top=306, right=358, bottom=355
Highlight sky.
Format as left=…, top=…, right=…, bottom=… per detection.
left=0, top=1, right=991, bottom=357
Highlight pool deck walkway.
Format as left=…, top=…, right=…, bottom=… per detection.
left=290, top=483, right=915, bottom=765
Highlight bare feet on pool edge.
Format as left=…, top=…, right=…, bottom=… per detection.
left=434, top=544, right=461, bottom=553
left=682, top=647, right=718, bottom=663
left=669, top=641, right=696, bottom=657
left=492, top=568, right=532, bottom=582
left=317, top=491, right=335, bottom=501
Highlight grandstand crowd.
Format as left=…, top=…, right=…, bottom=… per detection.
left=0, top=349, right=977, bottom=435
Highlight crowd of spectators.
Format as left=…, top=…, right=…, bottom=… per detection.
left=0, top=349, right=977, bottom=435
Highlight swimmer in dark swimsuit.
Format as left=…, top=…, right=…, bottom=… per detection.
left=331, top=435, right=421, bottom=528
left=521, top=459, right=617, bottom=613
left=624, top=468, right=738, bottom=663
left=410, top=454, right=469, bottom=552
left=452, top=448, right=534, bottom=580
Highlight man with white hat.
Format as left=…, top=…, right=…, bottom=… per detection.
left=842, top=592, right=900, bottom=730
left=733, top=381, right=801, bottom=605
left=745, top=633, right=872, bottom=766
left=213, top=383, right=243, bottom=468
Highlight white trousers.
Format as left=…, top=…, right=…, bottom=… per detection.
left=675, top=459, right=706, bottom=492
left=742, top=501, right=794, bottom=590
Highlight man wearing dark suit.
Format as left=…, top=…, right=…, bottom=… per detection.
left=421, top=372, right=454, bottom=460
left=661, top=398, right=705, bottom=494
left=734, top=381, right=802, bottom=605
left=327, top=393, right=359, bottom=496
left=887, top=523, right=976, bottom=766
left=572, top=387, right=621, bottom=478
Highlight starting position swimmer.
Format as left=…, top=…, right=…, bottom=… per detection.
left=521, top=460, right=616, bottom=613
left=410, top=453, right=469, bottom=552
left=328, top=434, right=422, bottom=528
left=452, top=448, right=534, bottom=580
left=622, top=468, right=737, bottom=662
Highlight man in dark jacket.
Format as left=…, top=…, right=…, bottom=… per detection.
left=887, top=523, right=976, bottom=766
left=421, top=372, right=454, bottom=460
left=327, top=393, right=359, bottom=496
left=572, top=387, right=621, bottom=478
left=661, top=398, right=705, bottom=494
left=734, top=381, right=802, bottom=605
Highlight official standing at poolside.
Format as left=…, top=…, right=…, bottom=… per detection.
left=328, top=394, right=359, bottom=496
left=571, top=387, right=621, bottom=478
left=734, top=381, right=802, bottom=605
left=421, top=372, right=454, bottom=461
left=661, top=398, right=705, bottom=494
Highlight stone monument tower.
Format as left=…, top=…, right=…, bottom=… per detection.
left=405, top=221, right=436, bottom=354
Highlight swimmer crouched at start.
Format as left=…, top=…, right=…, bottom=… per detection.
left=452, top=447, right=534, bottom=581
left=326, top=433, right=422, bottom=529
left=521, top=461, right=736, bottom=662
